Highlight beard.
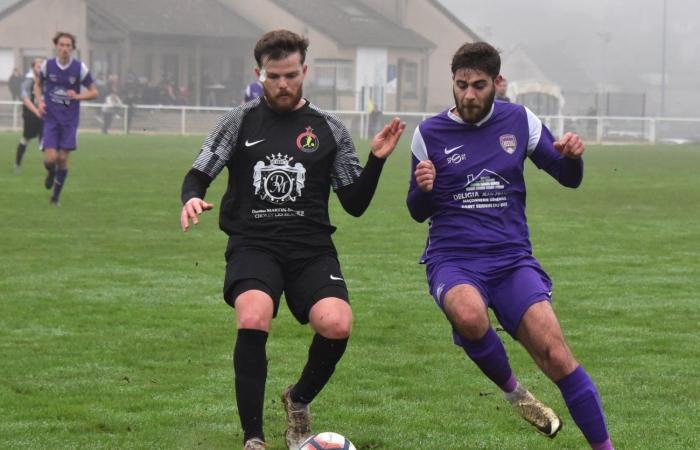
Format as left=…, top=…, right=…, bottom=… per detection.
left=453, top=87, right=496, bottom=124
left=264, top=85, right=303, bottom=113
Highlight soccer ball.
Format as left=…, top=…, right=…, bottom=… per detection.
left=298, top=432, right=356, bottom=450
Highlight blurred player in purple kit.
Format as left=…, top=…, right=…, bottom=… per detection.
left=35, top=32, right=98, bottom=205
left=241, top=78, right=263, bottom=104
left=407, top=42, right=614, bottom=450
left=14, top=58, right=44, bottom=171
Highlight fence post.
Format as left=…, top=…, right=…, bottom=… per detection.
left=557, top=115, right=565, bottom=138
left=649, top=118, right=657, bottom=144
left=181, top=107, right=186, bottom=135
left=596, top=117, right=604, bottom=144
left=359, top=112, right=366, bottom=140
left=122, top=105, right=128, bottom=135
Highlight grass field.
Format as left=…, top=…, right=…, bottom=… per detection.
left=1, top=131, right=699, bottom=450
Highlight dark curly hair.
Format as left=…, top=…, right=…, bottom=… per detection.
left=254, top=29, right=309, bottom=67
left=451, top=42, right=501, bottom=78
left=52, top=31, right=76, bottom=49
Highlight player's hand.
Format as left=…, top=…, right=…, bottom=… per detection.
left=180, top=198, right=215, bottom=232
left=371, top=117, right=407, bottom=159
left=415, top=160, right=436, bottom=192
left=38, top=101, right=46, bottom=117
left=66, top=89, right=78, bottom=99
left=554, top=132, right=585, bottom=159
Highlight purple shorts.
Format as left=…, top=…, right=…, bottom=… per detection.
left=42, top=120, right=78, bottom=151
left=426, top=254, right=553, bottom=339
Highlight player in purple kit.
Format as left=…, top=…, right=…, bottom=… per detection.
left=407, top=42, right=614, bottom=450
left=35, top=32, right=98, bottom=205
left=242, top=79, right=264, bottom=104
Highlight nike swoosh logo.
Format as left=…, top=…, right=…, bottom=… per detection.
left=330, top=275, right=344, bottom=281
left=245, top=139, right=265, bottom=147
left=444, top=145, right=464, bottom=154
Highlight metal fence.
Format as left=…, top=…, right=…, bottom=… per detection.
left=2, top=100, right=699, bottom=145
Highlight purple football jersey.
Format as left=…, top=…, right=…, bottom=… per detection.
left=407, top=101, right=582, bottom=263
left=40, top=58, right=94, bottom=126
left=243, top=80, right=263, bottom=102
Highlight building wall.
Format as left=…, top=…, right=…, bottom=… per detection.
left=224, top=0, right=359, bottom=110
left=223, top=0, right=433, bottom=112
left=403, top=1, right=478, bottom=112
left=362, top=0, right=479, bottom=112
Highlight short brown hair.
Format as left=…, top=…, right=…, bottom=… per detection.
left=53, top=32, right=76, bottom=49
left=451, top=42, right=501, bottom=78
left=254, top=29, right=309, bottom=67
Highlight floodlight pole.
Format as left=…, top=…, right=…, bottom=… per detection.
left=660, top=0, right=667, bottom=116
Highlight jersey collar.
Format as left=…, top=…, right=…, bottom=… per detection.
left=56, top=57, right=74, bottom=71
left=447, top=103, right=495, bottom=127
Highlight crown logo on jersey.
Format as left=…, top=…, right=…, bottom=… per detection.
left=296, top=126, right=319, bottom=153
left=265, top=153, right=293, bottom=166
left=254, top=154, right=306, bottom=204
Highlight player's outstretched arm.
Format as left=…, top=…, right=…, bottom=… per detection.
left=530, top=128, right=585, bottom=188
left=371, top=117, right=407, bottom=159
left=67, top=84, right=98, bottom=101
left=335, top=117, right=406, bottom=217
left=180, top=168, right=215, bottom=231
left=406, top=158, right=436, bottom=222
left=414, top=160, right=436, bottom=192
left=553, top=132, right=585, bottom=159
left=181, top=198, right=215, bottom=232
left=34, top=77, right=45, bottom=117
left=21, top=81, right=41, bottom=118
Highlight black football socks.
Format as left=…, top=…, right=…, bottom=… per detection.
left=291, top=333, right=349, bottom=404
left=234, top=329, right=268, bottom=443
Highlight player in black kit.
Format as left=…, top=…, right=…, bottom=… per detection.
left=180, top=30, right=406, bottom=450
left=14, top=58, right=44, bottom=171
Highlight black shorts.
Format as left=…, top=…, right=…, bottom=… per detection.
left=22, top=111, right=43, bottom=141
left=224, top=247, right=349, bottom=324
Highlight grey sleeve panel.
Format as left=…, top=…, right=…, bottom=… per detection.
left=21, top=77, right=34, bottom=100
left=308, top=104, right=363, bottom=190
left=192, top=98, right=260, bottom=178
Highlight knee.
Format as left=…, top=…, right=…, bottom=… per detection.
left=319, top=313, right=352, bottom=339
left=234, top=294, right=273, bottom=331
left=311, top=306, right=352, bottom=339
left=447, top=304, right=489, bottom=340
left=237, top=312, right=271, bottom=331
left=452, top=315, right=488, bottom=341
left=443, top=286, right=488, bottom=340
left=538, top=343, right=577, bottom=377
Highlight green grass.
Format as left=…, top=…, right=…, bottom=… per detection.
left=1, top=131, right=699, bottom=449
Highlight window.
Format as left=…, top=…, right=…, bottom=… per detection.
left=144, top=54, right=153, bottom=81
left=400, top=61, right=418, bottom=98
left=315, top=59, right=353, bottom=91
left=0, top=48, right=14, bottom=81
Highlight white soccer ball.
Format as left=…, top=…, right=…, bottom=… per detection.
left=298, top=431, right=357, bottom=450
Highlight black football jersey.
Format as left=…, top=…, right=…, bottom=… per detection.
left=191, top=98, right=363, bottom=251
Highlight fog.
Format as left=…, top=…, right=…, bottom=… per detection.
left=440, top=0, right=698, bottom=116
left=1, top=0, right=697, bottom=120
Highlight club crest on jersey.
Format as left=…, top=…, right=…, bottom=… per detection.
left=253, top=153, right=306, bottom=204
left=296, top=126, right=319, bottom=153
left=68, top=76, right=77, bottom=84
left=499, top=134, right=517, bottom=154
